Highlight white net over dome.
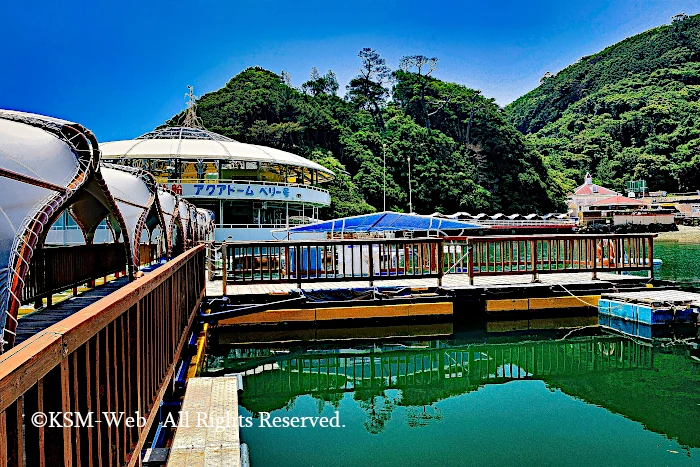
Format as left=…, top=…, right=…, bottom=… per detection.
left=101, top=128, right=335, bottom=179
left=137, top=127, right=237, bottom=142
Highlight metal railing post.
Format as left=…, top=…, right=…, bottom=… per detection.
left=592, top=238, right=598, bottom=280
left=207, top=242, right=214, bottom=280
left=647, top=236, right=654, bottom=279
left=531, top=239, right=539, bottom=283
left=368, top=243, right=375, bottom=286
left=437, top=239, right=444, bottom=287
left=222, top=242, right=227, bottom=296
left=468, top=239, right=475, bottom=286
left=296, top=245, right=302, bottom=289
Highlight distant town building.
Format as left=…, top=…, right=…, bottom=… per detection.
left=641, top=191, right=700, bottom=224
left=577, top=194, right=677, bottom=227
left=568, top=173, right=618, bottom=217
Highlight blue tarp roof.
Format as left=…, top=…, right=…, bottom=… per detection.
left=284, top=212, right=484, bottom=234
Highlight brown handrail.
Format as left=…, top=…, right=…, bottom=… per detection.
left=222, top=238, right=444, bottom=291
left=0, top=245, right=205, bottom=467
left=21, top=243, right=128, bottom=306
left=219, top=234, right=655, bottom=291
left=443, top=233, right=656, bottom=284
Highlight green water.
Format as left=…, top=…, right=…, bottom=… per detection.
left=208, top=331, right=700, bottom=466
left=654, top=241, right=700, bottom=286
left=204, top=242, right=700, bottom=466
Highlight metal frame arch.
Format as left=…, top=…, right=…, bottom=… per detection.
left=0, top=111, right=132, bottom=351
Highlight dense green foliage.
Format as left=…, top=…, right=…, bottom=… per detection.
left=506, top=14, right=700, bottom=194
left=166, top=62, right=564, bottom=218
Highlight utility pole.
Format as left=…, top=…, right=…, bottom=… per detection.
left=407, top=156, right=413, bottom=213
left=382, top=143, right=387, bottom=212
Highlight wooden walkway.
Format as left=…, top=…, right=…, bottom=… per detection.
left=15, top=276, right=129, bottom=344
left=15, top=263, right=163, bottom=345
left=207, top=271, right=645, bottom=297
left=168, top=377, right=241, bottom=467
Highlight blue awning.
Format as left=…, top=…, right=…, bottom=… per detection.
left=283, top=212, right=484, bottom=234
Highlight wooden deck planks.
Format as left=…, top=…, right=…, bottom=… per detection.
left=15, top=277, right=130, bottom=345
left=601, top=289, right=700, bottom=306
left=16, top=263, right=166, bottom=345
left=167, top=377, right=240, bottom=467
left=206, top=271, right=640, bottom=297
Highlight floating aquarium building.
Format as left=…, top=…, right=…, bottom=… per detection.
left=100, top=126, right=334, bottom=242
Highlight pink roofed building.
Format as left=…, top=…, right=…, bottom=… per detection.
left=577, top=190, right=663, bottom=227
left=568, top=173, right=619, bottom=217
left=588, top=195, right=647, bottom=209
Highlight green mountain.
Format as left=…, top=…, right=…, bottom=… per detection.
left=165, top=66, right=565, bottom=218
left=506, top=13, right=700, bottom=194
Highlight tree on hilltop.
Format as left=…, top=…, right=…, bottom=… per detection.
left=399, top=55, right=439, bottom=131
left=302, top=67, right=340, bottom=96
left=346, top=48, right=393, bottom=127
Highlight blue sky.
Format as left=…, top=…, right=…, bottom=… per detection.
left=3, top=0, right=700, bottom=141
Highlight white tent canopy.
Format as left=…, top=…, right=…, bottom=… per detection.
left=101, top=127, right=335, bottom=179
left=0, top=117, right=84, bottom=349
left=101, top=166, right=162, bottom=265
left=157, top=188, right=180, bottom=254
left=0, top=111, right=216, bottom=352
left=0, top=110, right=131, bottom=351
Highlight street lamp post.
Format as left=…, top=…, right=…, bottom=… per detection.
left=407, top=156, right=413, bottom=214
left=382, top=144, right=387, bottom=212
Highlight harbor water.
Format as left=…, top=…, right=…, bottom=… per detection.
left=653, top=241, right=700, bottom=287
left=205, top=241, right=700, bottom=466
left=207, top=328, right=700, bottom=467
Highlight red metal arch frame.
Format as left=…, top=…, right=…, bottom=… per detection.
left=101, top=163, right=168, bottom=270
left=0, top=112, right=133, bottom=351
left=156, top=186, right=186, bottom=260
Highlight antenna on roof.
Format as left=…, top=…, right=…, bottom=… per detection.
left=182, top=85, right=205, bottom=129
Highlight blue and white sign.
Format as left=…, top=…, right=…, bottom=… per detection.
left=179, top=182, right=331, bottom=206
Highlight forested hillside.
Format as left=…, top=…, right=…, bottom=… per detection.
left=164, top=53, right=565, bottom=218
left=506, top=13, right=700, bottom=194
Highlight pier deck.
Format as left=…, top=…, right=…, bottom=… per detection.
left=206, top=271, right=647, bottom=297
left=167, top=377, right=241, bottom=467
left=15, top=263, right=163, bottom=344
left=15, top=275, right=129, bottom=344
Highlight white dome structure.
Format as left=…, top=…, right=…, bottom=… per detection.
left=100, top=110, right=334, bottom=240
left=101, top=127, right=335, bottom=182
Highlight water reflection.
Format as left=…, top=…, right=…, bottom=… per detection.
left=207, top=329, right=700, bottom=448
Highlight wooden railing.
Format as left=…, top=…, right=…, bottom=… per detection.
left=138, top=243, right=164, bottom=267
left=0, top=245, right=205, bottom=467
left=219, top=234, right=655, bottom=290
left=222, top=238, right=444, bottom=290
left=21, top=243, right=127, bottom=305
left=444, top=234, right=655, bottom=284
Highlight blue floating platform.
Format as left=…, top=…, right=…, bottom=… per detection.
left=598, top=314, right=697, bottom=340
left=598, top=290, right=700, bottom=325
